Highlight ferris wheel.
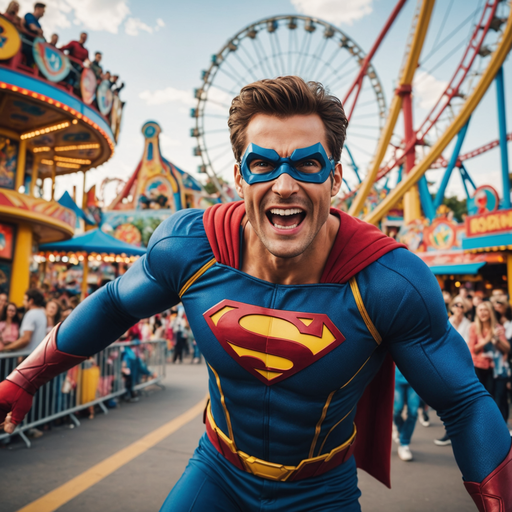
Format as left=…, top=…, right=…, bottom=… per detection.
left=192, top=15, right=387, bottom=199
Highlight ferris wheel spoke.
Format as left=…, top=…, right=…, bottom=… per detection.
left=271, top=32, right=287, bottom=75
left=205, top=141, right=232, bottom=152
left=347, top=132, right=380, bottom=141
left=295, top=30, right=311, bottom=76
left=203, top=127, right=230, bottom=135
left=348, top=123, right=381, bottom=130
left=232, top=50, right=260, bottom=82
left=316, top=57, right=354, bottom=86
left=290, top=29, right=300, bottom=74
left=250, top=37, right=273, bottom=78
left=297, top=33, right=314, bottom=77
left=344, top=140, right=375, bottom=157
left=267, top=33, right=282, bottom=77
left=221, top=55, right=257, bottom=86
left=209, top=148, right=233, bottom=164
left=216, top=65, right=247, bottom=89
left=203, top=112, right=230, bottom=120
left=306, top=37, right=329, bottom=78
left=314, top=45, right=343, bottom=82
left=257, top=35, right=279, bottom=77
left=206, top=82, right=239, bottom=98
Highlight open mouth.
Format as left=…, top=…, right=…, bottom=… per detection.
left=266, top=208, right=306, bottom=230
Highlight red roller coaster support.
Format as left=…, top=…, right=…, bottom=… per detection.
left=343, top=0, right=408, bottom=121
left=373, top=0, right=499, bottom=182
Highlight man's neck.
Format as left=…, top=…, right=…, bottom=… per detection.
left=241, top=213, right=339, bottom=285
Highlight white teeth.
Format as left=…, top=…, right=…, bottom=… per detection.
left=269, top=208, right=303, bottom=216
left=275, top=224, right=298, bottom=230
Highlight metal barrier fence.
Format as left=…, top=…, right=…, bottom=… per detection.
left=0, top=339, right=167, bottom=447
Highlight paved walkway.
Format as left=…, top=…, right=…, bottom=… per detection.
left=0, top=363, right=475, bottom=511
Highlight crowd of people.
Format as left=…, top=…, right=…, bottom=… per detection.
left=394, top=284, right=512, bottom=461
left=2, top=2, right=125, bottom=99
left=0, top=283, right=200, bottom=443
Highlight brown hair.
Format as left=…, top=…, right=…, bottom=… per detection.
left=475, top=301, right=497, bottom=337
left=228, top=76, right=348, bottom=163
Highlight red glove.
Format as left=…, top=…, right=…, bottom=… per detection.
left=464, top=443, right=512, bottom=512
left=0, top=380, right=34, bottom=427
left=0, top=324, right=86, bottom=430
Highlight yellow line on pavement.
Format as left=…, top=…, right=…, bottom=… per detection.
left=17, top=397, right=207, bottom=512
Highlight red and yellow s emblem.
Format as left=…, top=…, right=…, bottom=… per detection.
left=204, top=300, right=345, bottom=385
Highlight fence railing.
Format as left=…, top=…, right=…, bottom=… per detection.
left=0, top=339, right=167, bottom=447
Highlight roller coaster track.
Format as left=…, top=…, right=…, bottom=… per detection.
left=363, top=4, right=512, bottom=225
left=375, top=0, right=499, bottom=182
left=347, top=0, right=500, bottom=211
left=430, top=132, right=512, bottom=169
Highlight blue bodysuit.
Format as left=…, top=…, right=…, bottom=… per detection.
left=56, top=207, right=511, bottom=511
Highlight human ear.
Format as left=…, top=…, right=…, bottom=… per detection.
left=234, top=164, right=244, bottom=198
left=331, top=163, right=342, bottom=197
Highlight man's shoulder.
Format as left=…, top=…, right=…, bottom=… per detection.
left=361, top=248, right=432, bottom=288
left=147, top=209, right=206, bottom=248
left=357, top=248, right=448, bottom=340
left=145, top=209, right=214, bottom=282
left=24, top=13, right=38, bottom=24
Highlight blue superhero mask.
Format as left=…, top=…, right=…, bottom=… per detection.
left=239, top=143, right=335, bottom=184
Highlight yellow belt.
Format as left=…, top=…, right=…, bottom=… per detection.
left=205, top=402, right=357, bottom=482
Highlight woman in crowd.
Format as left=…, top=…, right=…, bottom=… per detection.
left=45, top=299, right=61, bottom=334
left=468, top=301, right=509, bottom=395
left=3, top=1, right=25, bottom=32
left=0, top=302, right=20, bottom=350
left=449, top=296, right=471, bottom=343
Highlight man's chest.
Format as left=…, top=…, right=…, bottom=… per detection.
left=181, top=264, right=383, bottom=395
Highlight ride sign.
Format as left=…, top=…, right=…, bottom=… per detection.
left=0, top=16, right=21, bottom=60
left=32, top=37, right=70, bottom=82
left=96, top=80, right=113, bottom=116
left=80, top=68, right=96, bottom=105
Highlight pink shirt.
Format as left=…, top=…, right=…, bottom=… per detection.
left=0, top=321, right=19, bottom=343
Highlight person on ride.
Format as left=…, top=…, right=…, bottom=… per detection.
left=0, top=77, right=511, bottom=512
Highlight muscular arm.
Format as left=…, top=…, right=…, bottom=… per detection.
left=362, top=250, right=511, bottom=483
left=56, top=256, right=179, bottom=355
left=57, top=210, right=211, bottom=356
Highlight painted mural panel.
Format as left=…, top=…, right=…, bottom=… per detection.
left=0, top=137, right=18, bottom=190
left=0, top=223, right=15, bottom=260
left=101, top=210, right=172, bottom=247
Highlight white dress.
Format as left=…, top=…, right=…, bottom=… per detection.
left=449, top=315, right=471, bottom=344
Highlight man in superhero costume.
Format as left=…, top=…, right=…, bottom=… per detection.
left=1, top=77, right=511, bottom=511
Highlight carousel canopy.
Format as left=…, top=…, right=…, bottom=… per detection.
left=39, top=228, right=146, bottom=256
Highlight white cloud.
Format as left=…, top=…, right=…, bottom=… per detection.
left=139, top=87, right=196, bottom=107
left=2, top=0, right=151, bottom=35
left=413, top=70, right=448, bottom=110
left=290, top=0, right=373, bottom=25
left=125, top=17, right=153, bottom=36
left=66, top=0, right=129, bottom=33
left=156, top=18, right=165, bottom=29
left=9, top=0, right=72, bottom=34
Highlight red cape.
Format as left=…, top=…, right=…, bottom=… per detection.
left=203, top=201, right=406, bottom=488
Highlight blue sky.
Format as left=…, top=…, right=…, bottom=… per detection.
left=3, top=0, right=511, bottom=208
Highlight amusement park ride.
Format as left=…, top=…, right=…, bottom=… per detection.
left=0, top=0, right=512, bottom=302
left=192, top=0, right=512, bottom=297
